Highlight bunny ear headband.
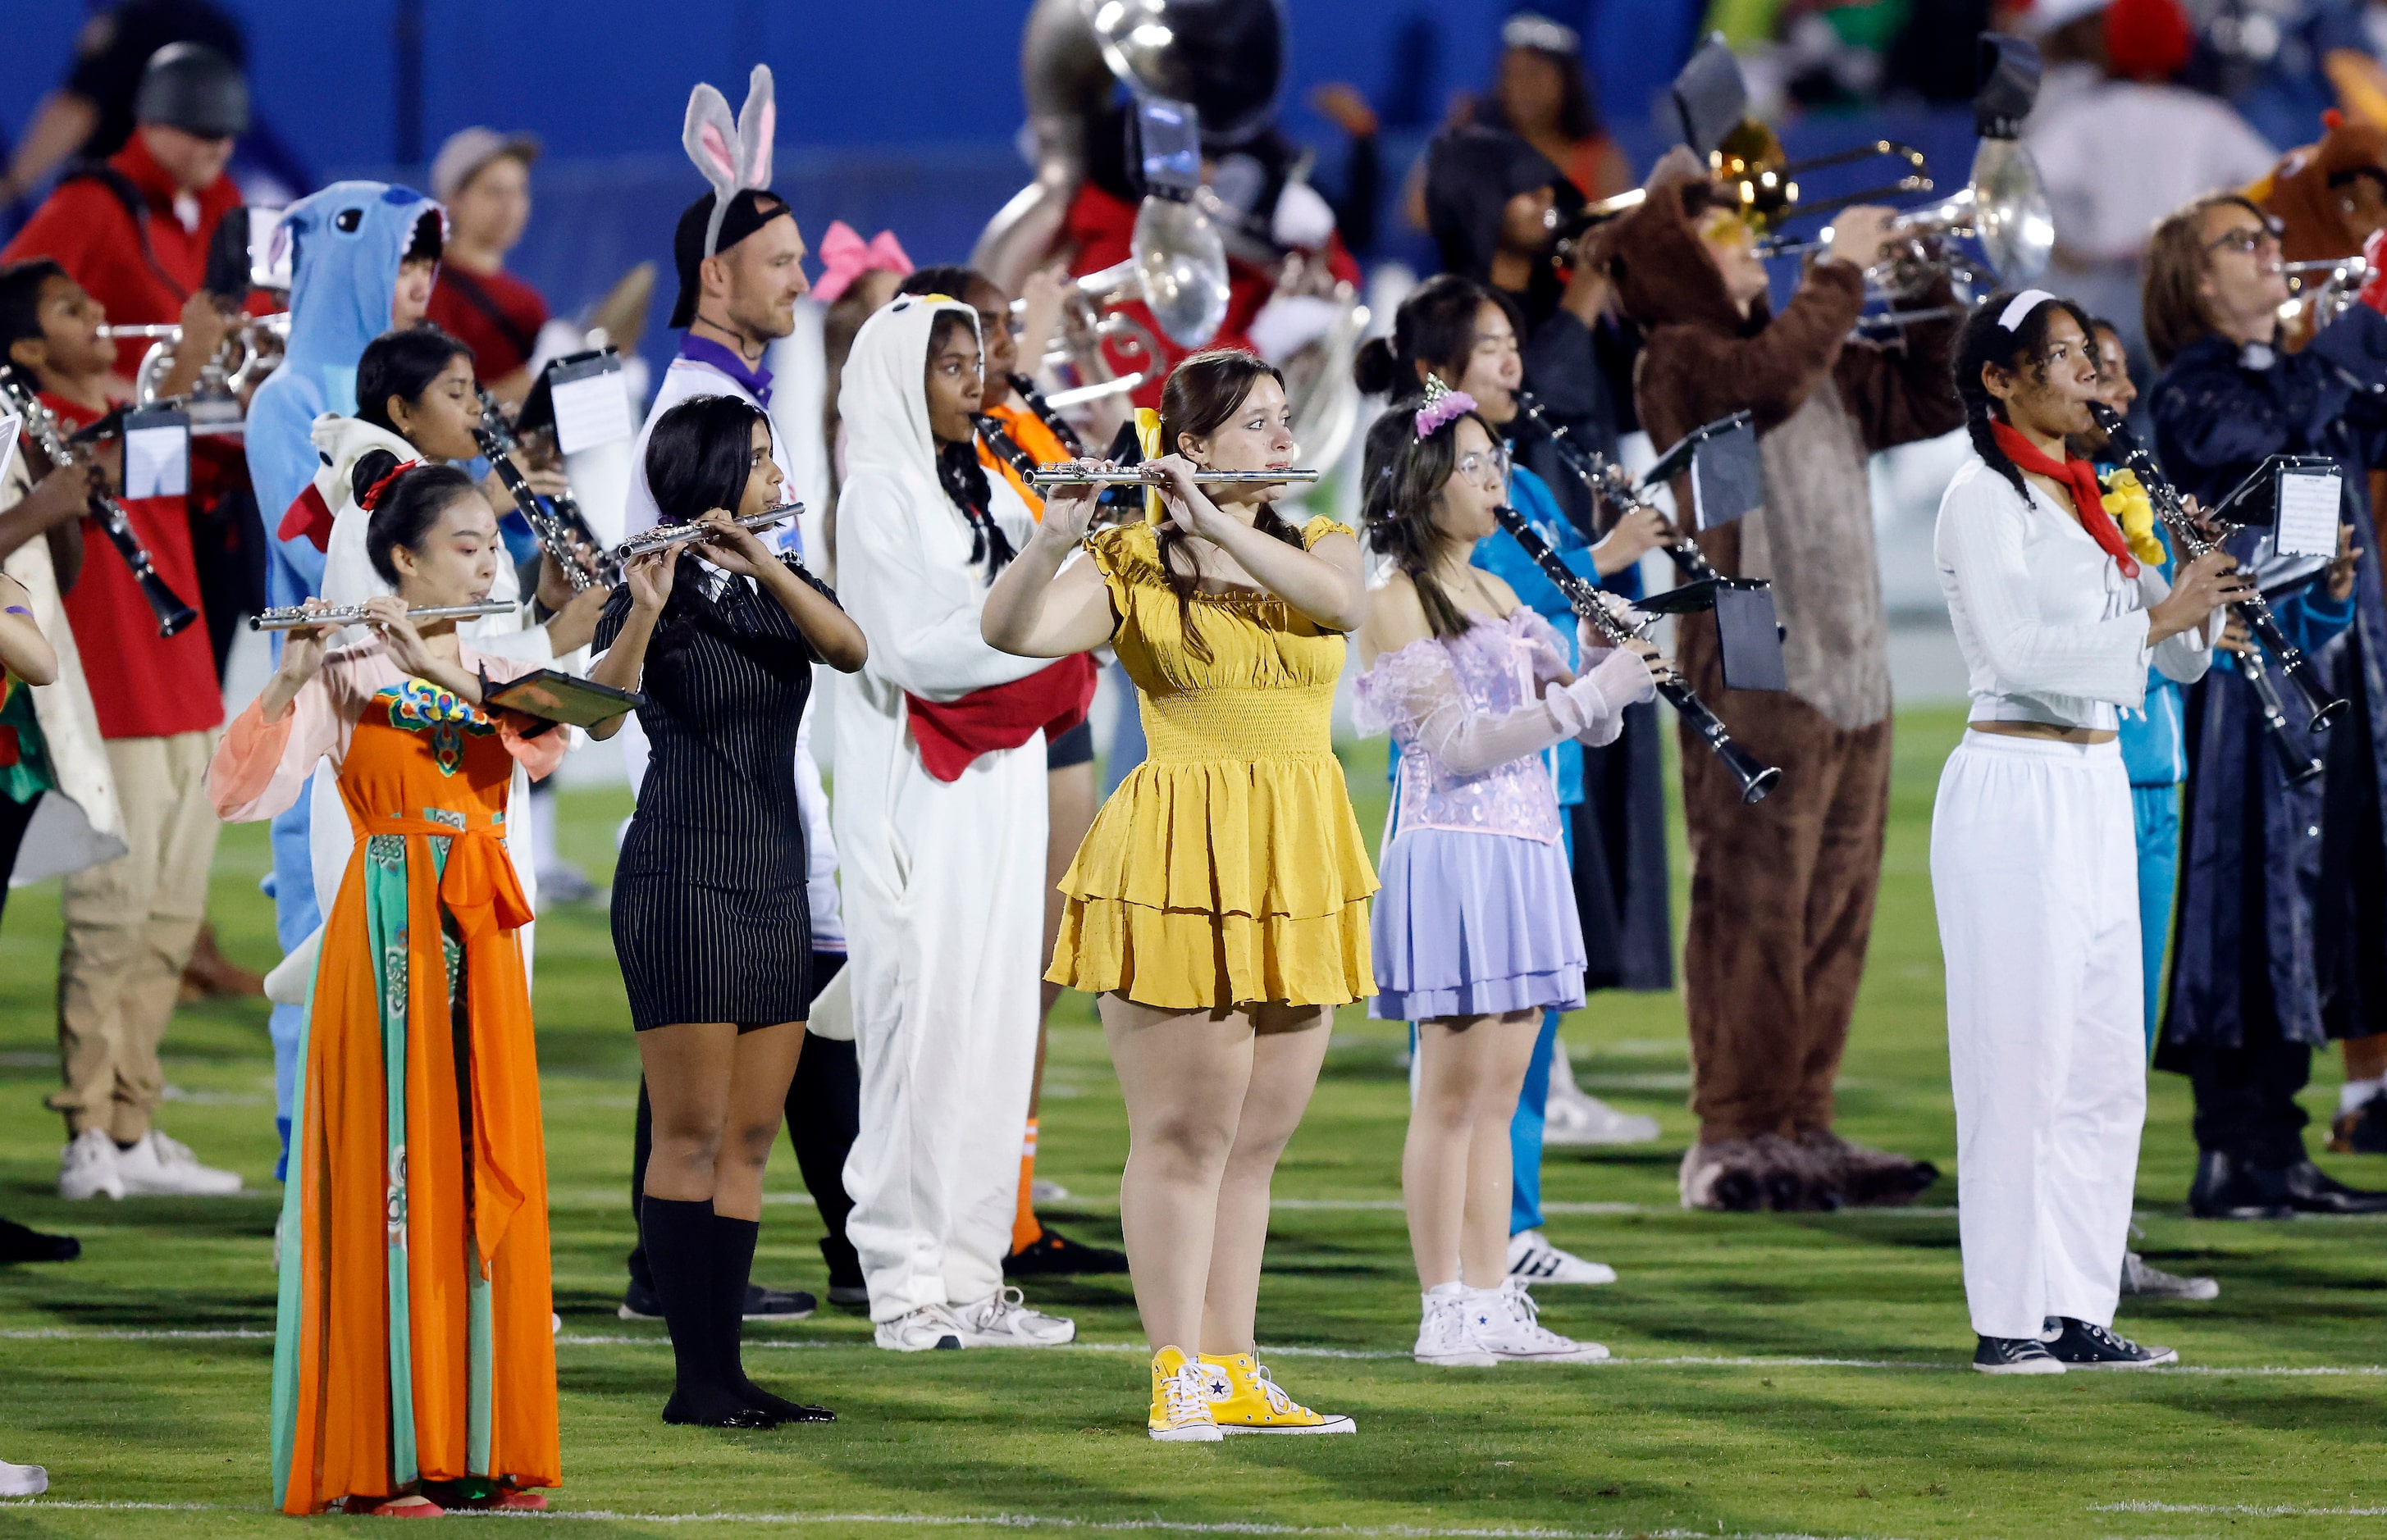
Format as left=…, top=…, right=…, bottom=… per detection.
left=684, top=64, right=778, bottom=260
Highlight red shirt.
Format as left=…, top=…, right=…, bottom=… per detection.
left=425, top=265, right=550, bottom=384
left=1062, top=182, right=1361, bottom=410
left=2, top=134, right=244, bottom=330
left=41, top=392, right=221, bottom=740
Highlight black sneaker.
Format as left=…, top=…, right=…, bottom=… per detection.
left=619, top=1281, right=816, bottom=1323
left=1972, top=1334, right=2065, bottom=1374
left=1003, top=1224, right=1130, bottom=1278
left=0, top=1216, right=80, bottom=1264
left=2041, top=1316, right=2177, bottom=1369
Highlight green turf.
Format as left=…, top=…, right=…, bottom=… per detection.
left=3, top=705, right=2385, bottom=1539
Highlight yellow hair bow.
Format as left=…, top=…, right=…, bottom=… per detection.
left=1135, top=407, right=1165, bottom=526
left=2100, top=469, right=2166, bottom=568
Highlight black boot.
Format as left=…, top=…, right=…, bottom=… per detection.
left=2280, top=1160, right=2387, bottom=1214
left=641, top=1197, right=775, bottom=1428
left=2186, top=1151, right=2293, bottom=1220
left=714, top=1214, right=833, bottom=1424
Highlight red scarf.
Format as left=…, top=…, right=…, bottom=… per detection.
left=1988, top=419, right=2138, bottom=578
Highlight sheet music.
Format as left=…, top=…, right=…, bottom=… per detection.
left=2273, top=467, right=2340, bottom=560
left=124, top=413, right=190, bottom=499
left=550, top=370, right=634, bottom=456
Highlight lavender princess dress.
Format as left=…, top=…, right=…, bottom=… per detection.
left=1358, top=608, right=1652, bottom=1021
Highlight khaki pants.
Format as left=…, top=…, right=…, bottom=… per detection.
left=48, top=730, right=221, bottom=1141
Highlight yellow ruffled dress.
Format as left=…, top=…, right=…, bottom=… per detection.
left=1047, top=515, right=1378, bottom=1009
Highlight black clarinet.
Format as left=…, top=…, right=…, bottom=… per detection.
left=974, top=413, right=1042, bottom=482
left=1493, top=503, right=1781, bottom=804
left=2240, top=645, right=2325, bottom=785
left=0, top=365, right=199, bottom=637
left=1007, top=371, right=1086, bottom=457
left=475, top=390, right=611, bottom=590
left=2090, top=403, right=2348, bottom=731
left=1508, top=390, right=1722, bottom=585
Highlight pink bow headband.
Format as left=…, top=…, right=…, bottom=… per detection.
left=811, top=221, right=914, bottom=304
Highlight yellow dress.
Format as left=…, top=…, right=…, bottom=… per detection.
left=1048, top=515, right=1377, bottom=1009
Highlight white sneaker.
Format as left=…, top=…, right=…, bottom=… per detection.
left=953, top=1285, right=1076, bottom=1347
left=1413, top=1285, right=1497, bottom=1367
left=1506, top=1228, right=1618, bottom=1286
left=1029, top=1178, right=1071, bottom=1204
left=1468, top=1280, right=1609, bottom=1364
left=115, top=1132, right=242, bottom=1196
left=57, top=1129, right=125, bottom=1201
left=874, top=1303, right=965, bottom=1352
left=1541, top=1079, right=1662, bottom=1146
left=0, top=1459, right=47, bottom=1497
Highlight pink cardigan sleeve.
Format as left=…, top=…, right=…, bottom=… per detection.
left=208, top=679, right=342, bottom=823
left=469, top=645, right=570, bottom=782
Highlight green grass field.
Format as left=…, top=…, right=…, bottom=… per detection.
left=3, top=704, right=2385, bottom=1539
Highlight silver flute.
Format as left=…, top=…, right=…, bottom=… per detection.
left=609, top=503, right=803, bottom=563
left=1023, top=467, right=1321, bottom=488
left=250, top=599, right=515, bottom=632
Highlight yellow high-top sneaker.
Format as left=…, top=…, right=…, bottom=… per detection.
left=1148, top=1346, right=1222, bottom=1442
left=1197, top=1352, right=1357, bottom=1435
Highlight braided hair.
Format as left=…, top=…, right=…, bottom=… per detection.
left=1154, top=349, right=1306, bottom=663
left=1951, top=289, right=2100, bottom=504
left=928, top=308, right=1015, bottom=576
left=1358, top=396, right=1485, bottom=640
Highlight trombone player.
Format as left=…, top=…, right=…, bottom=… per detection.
left=1603, top=142, right=1962, bottom=1212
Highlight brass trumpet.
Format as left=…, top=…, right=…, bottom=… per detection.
left=98, top=312, right=289, bottom=405
left=250, top=599, right=514, bottom=632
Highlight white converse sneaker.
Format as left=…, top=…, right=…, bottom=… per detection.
left=1468, top=1280, right=1609, bottom=1363
left=58, top=1129, right=125, bottom=1201
left=953, top=1285, right=1076, bottom=1347
left=0, top=1459, right=47, bottom=1497
left=115, top=1132, right=242, bottom=1196
left=874, top=1303, right=965, bottom=1351
left=1413, top=1284, right=1497, bottom=1367
left=1506, top=1228, right=1618, bottom=1286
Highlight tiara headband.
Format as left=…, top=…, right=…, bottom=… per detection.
left=1414, top=376, right=1477, bottom=438
left=1998, top=289, right=2056, bottom=331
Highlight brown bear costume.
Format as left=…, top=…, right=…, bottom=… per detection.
left=1605, top=176, right=1963, bottom=1209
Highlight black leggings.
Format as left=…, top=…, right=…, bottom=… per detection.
left=0, top=792, right=39, bottom=929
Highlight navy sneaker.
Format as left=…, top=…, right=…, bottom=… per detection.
left=1972, top=1334, right=2065, bottom=1374
left=2041, top=1316, right=2177, bottom=1369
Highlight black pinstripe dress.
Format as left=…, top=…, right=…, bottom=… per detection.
left=597, top=552, right=838, bottom=1031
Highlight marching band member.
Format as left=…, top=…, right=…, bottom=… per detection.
left=893, top=263, right=1122, bottom=1279
left=1607, top=147, right=1957, bottom=1210
left=2139, top=193, right=2387, bottom=1212
left=0, top=257, right=242, bottom=1200
left=1933, top=289, right=2234, bottom=1372
left=982, top=348, right=1370, bottom=1441
left=423, top=128, right=550, bottom=405
left=1354, top=273, right=1670, bottom=1287
left=208, top=462, right=564, bottom=1512
left=588, top=393, right=862, bottom=1428
left=833, top=295, right=1084, bottom=1354
left=244, top=177, right=445, bottom=1185
left=1353, top=385, right=1661, bottom=1367
left=614, top=67, right=856, bottom=1325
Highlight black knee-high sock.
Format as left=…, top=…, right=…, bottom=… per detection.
left=641, top=1196, right=740, bottom=1421
left=714, top=1213, right=833, bottom=1421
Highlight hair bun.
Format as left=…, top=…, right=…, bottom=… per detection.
left=1352, top=335, right=1399, bottom=398
left=349, top=449, right=402, bottom=509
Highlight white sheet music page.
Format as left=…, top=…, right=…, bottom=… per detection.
left=551, top=372, right=635, bottom=456
left=2273, top=468, right=2341, bottom=560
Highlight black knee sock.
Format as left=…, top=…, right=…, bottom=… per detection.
left=714, top=1214, right=831, bottom=1420
left=641, top=1196, right=741, bottom=1422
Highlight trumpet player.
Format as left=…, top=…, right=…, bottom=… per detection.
left=0, top=257, right=243, bottom=1201
left=1933, top=290, right=2234, bottom=1373
left=2139, top=193, right=2387, bottom=1213
left=1605, top=145, right=1960, bottom=1212
left=2, top=43, right=251, bottom=406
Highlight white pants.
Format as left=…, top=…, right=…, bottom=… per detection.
left=838, top=721, right=1046, bottom=1322
left=1931, top=732, right=2145, bottom=1340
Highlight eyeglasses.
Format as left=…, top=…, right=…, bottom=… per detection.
left=2207, top=221, right=2282, bottom=256
left=1455, top=448, right=1511, bottom=488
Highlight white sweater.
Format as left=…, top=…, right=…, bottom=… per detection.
left=1934, top=455, right=2214, bottom=732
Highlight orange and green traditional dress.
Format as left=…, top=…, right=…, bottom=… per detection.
left=207, top=639, right=564, bottom=1513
